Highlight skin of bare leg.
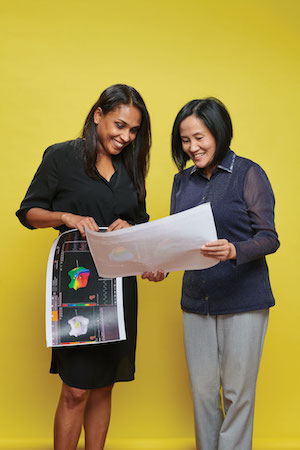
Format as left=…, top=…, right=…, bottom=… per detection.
left=54, top=383, right=89, bottom=450
left=84, top=384, right=114, bottom=450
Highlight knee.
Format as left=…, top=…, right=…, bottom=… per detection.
left=97, top=384, right=114, bottom=398
left=88, top=384, right=114, bottom=402
left=101, top=384, right=114, bottom=394
left=222, top=385, right=255, bottom=410
left=191, top=378, right=220, bottom=403
left=61, top=384, right=88, bottom=409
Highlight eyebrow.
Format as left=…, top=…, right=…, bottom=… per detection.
left=180, top=132, right=205, bottom=137
left=116, top=119, right=140, bottom=128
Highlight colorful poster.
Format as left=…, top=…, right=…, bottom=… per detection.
left=46, top=229, right=126, bottom=347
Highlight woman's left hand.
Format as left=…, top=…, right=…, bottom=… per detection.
left=106, top=219, right=132, bottom=231
left=200, top=239, right=236, bottom=261
left=141, top=270, right=166, bottom=282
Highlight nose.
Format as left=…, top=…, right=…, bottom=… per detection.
left=190, top=139, right=200, bottom=152
left=121, top=129, right=131, bottom=143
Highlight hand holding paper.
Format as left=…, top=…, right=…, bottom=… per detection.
left=141, top=270, right=167, bottom=282
left=200, top=239, right=236, bottom=261
left=85, top=203, right=219, bottom=278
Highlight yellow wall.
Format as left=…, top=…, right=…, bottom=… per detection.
left=1, top=0, right=299, bottom=448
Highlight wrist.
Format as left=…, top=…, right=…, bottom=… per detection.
left=229, top=243, right=236, bottom=259
left=60, top=212, right=70, bottom=225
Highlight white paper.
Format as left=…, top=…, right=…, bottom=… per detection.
left=85, top=203, right=219, bottom=278
left=46, top=229, right=126, bottom=347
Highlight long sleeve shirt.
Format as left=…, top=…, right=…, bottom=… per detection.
left=170, top=149, right=279, bottom=315
left=16, top=138, right=149, bottom=232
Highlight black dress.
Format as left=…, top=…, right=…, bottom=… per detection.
left=16, top=139, right=149, bottom=389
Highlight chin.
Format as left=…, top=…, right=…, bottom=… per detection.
left=194, top=162, right=206, bottom=169
left=109, top=147, right=122, bottom=155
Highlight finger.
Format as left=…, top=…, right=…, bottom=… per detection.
left=201, top=249, right=228, bottom=255
left=76, top=223, right=86, bottom=238
left=201, top=249, right=231, bottom=261
left=108, top=220, right=131, bottom=231
left=154, top=274, right=164, bottom=282
left=83, top=218, right=96, bottom=232
left=200, top=247, right=228, bottom=255
left=112, top=223, right=125, bottom=231
left=201, top=244, right=229, bottom=252
left=148, top=272, right=155, bottom=282
left=87, top=217, right=99, bottom=232
left=142, top=273, right=152, bottom=281
left=106, top=220, right=120, bottom=232
left=201, top=250, right=227, bottom=257
left=202, top=239, right=228, bottom=248
left=141, top=272, right=150, bottom=279
left=155, top=270, right=165, bottom=282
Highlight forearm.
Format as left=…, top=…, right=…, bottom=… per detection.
left=26, top=208, right=65, bottom=228
left=238, top=164, right=279, bottom=264
left=234, top=233, right=280, bottom=265
left=26, top=208, right=99, bottom=237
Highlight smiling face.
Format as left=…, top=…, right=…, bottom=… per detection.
left=94, top=104, right=142, bottom=157
left=179, top=114, right=217, bottom=177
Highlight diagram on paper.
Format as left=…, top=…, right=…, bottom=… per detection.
left=46, top=229, right=126, bottom=347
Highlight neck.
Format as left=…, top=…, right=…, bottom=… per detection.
left=96, top=153, right=115, bottom=182
left=203, top=165, right=214, bottom=179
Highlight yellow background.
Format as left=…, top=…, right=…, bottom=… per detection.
left=1, top=0, right=299, bottom=448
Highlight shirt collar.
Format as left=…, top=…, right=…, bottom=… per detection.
left=190, top=149, right=236, bottom=176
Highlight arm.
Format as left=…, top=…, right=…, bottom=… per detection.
left=16, top=146, right=60, bottom=229
left=201, top=164, right=279, bottom=263
left=26, top=208, right=99, bottom=237
left=234, top=164, right=280, bottom=264
left=16, top=146, right=99, bottom=237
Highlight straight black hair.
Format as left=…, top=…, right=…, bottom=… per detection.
left=82, top=84, right=151, bottom=200
left=171, top=97, right=233, bottom=172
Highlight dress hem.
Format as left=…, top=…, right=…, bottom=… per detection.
left=50, top=371, right=135, bottom=390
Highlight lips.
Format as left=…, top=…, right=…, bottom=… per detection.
left=112, top=139, right=124, bottom=150
left=193, top=152, right=206, bottom=160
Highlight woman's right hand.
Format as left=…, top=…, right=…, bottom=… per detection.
left=61, top=213, right=99, bottom=238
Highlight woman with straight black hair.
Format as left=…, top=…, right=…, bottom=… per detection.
left=145, top=97, right=279, bottom=449
left=171, top=97, right=232, bottom=172
left=16, top=84, right=151, bottom=450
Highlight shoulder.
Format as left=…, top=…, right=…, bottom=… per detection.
left=233, top=154, right=273, bottom=191
left=43, top=138, right=84, bottom=163
left=234, top=153, right=263, bottom=170
left=173, top=166, right=194, bottom=182
left=233, top=153, right=267, bottom=176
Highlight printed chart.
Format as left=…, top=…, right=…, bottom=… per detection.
left=46, top=229, right=125, bottom=347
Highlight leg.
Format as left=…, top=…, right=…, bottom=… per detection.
left=217, top=309, right=269, bottom=450
left=54, top=382, right=89, bottom=450
left=84, top=384, right=114, bottom=450
left=183, top=312, right=223, bottom=450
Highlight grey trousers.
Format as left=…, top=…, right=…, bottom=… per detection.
left=183, top=309, right=269, bottom=450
